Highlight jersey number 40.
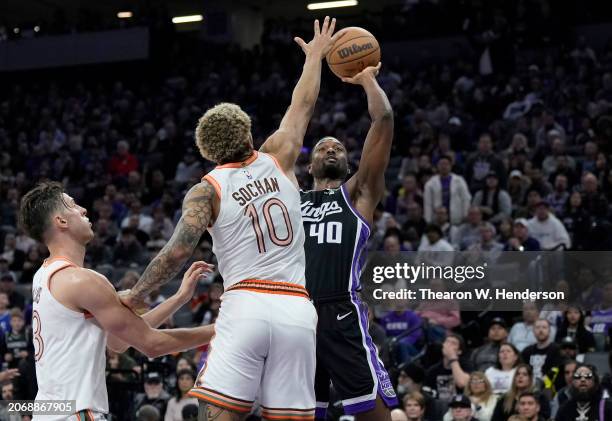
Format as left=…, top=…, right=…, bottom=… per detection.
left=309, top=222, right=342, bottom=244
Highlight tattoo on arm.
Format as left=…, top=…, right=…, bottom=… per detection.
left=198, top=402, right=243, bottom=421
left=131, top=181, right=215, bottom=301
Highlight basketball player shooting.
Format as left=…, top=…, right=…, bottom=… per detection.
left=19, top=182, right=216, bottom=421
left=300, top=64, right=398, bottom=421
left=120, top=17, right=340, bottom=421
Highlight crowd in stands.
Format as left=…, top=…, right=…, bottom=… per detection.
left=2, top=1, right=612, bottom=419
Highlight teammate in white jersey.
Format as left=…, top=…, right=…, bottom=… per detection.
left=120, top=17, right=340, bottom=421
left=19, top=182, right=216, bottom=420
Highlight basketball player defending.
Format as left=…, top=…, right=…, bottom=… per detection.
left=19, top=182, right=216, bottom=420
left=121, top=17, right=340, bottom=421
left=301, top=64, right=398, bottom=420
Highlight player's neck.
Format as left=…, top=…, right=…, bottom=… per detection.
left=46, top=238, right=86, bottom=267
left=313, top=178, right=343, bottom=191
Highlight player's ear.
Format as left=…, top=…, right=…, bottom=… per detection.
left=307, top=163, right=313, bottom=175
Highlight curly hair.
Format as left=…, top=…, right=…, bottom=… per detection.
left=195, top=103, right=252, bottom=164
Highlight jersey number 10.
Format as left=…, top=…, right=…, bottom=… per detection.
left=245, top=198, right=294, bottom=253
left=309, top=222, right=342, bottom=244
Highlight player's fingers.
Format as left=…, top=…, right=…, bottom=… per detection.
left=321, top=16, right=330, bottom=34
left=330, top=32, right=343, bottom=44
left=314, top=19, right=320, bottom=36
left=294, top=37, right=307, bottom=50
left=328, top=17, right=337, bottom=36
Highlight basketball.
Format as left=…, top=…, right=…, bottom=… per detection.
left=326, top=27, right=381, bottom=79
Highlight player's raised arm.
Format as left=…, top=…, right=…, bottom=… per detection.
left=108, top=261, right=214, bottom=353
left=260, top=16, right=338, bottom=184
left=344, top=63, right=394, bottom=220
left=71, top=269, right=214, bottom=358
left=123, top=180, right=216, bottom=308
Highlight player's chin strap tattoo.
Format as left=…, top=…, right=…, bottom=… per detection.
left=199, top=402, right=244, bottom=421
left=130, top=181, right=216, bottom=302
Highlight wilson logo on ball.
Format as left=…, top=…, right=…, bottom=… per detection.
left=337, top=42, right=374, bottom=59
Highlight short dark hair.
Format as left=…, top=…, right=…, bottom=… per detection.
left=19, top=182, right=66, bottom=243
left=518, top=391, right=539, bottom=403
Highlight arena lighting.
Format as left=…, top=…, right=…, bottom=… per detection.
left=171, top=15, right=204, bottom=24
left=307, top=0, right=358, bottom=10
left=117, top=11, right=133, bottom=19
left=34, top=26, right=40, bottom=32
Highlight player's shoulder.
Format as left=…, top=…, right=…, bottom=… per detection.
left=183, top=179, right=217, bottom=201
left=57, top=266, right=113, bottom=290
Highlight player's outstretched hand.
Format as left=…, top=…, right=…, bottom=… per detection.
left=341, top=62, right=382, bottom=85
left=176, top=261, right=215, bottom=304
left=294, top=16, right=340, bottom=59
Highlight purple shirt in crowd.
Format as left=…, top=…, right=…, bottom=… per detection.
left=380, top=310, right=423, bottom=344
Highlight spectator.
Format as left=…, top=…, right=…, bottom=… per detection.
left=133, top=372, right=170, bottom=419
left=508, top=170, right=529, bottom=212
left=174, top=149, right=203, bottom=186
left=471, top=317, right=509, bottom=372
left=516, top=391, right=544, bottom=421
left=446, top=395, right=477, bottom=421
left=554, top=305, right=596, bottom=354
left=466, top=222, right=504, bottom=264
left=397, top=364, right=426, bottom=398
left=181, top=404, right=198, bottom=421
left=402, top=391, right=426, bottom=421
left=423, top=156, right=471, bottom=226
left=393, top=173, right=423, bottom=219
left=555, top=364, right=612, bottom=420
left=542, top=137, right=575, bottom=178
left=108, top=140, right=139, bottom=179
left=402, top=203, right=428, bottom=248
left=550, top=360, right=577, bottom=418
left=164, top=369, right=198, bottom=421
left=546, top=174, right=570, bottom=217
left=136, top=404, right=161, bottom=421
left=580, top=172, right=609, bottom=219
left=416, top=279, right=461, bottom=331
left=485, top=343, right=521, bottom=395
left=562, top=191, right=591, bottom=251
left=424, top=333, right=472, bottom=402
left=1, top=234, right=26, bottom=271
left=491, top=364, right=550, bottom=420
left=508, top=301, right=539, bottom=352
left=458, top=372, right=497, bottom=421
left=113, top=227, right=147, bottom=267
left=427, top=206, right=458, bottom=243
left=589, top=281, right=612, bottom=345
left=453, top=207, right=483, bottom=250
left=418, top=225, right=455, bottom=265
left=472, top=172, right=512, bottom=224
left=150, top=207, right=174, bottom=241
left=106, top=348, right=138, bottom=383
left=521, top=319, right=562, bottom=382
left=0, top=382, right=21, bottom=421
left=504, top=218, right=541, bottom=251
left=0, top=274, right=24, bottom=310
left=576, top=268, right=603, bottom=311
left=19, top=246, right=44, bottom=284
left=2, top=309, right=30, bottom=369
left=0, top=291, right=11, bottom=333
left=381, top=307, right=422, bottom=363
left=465, top=133, right=506, bottom=192
left=527, top=201, right=571, bottom=250
left=121, top=199, right=154, bottom=235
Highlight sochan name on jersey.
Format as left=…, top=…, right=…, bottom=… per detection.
left=337, top=42, right=374, bottom=59
left=301, top=200, right=342, bottom=222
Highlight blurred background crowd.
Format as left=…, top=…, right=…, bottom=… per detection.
left=2, top=0, right=612, bottom=420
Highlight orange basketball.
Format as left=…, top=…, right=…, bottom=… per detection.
left=326, top=27, right=381, bottom=79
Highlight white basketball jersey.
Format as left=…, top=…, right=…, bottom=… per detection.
left=32, top=258, right=108, bottom=420
left=204, top=151, right=306, bottom=289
